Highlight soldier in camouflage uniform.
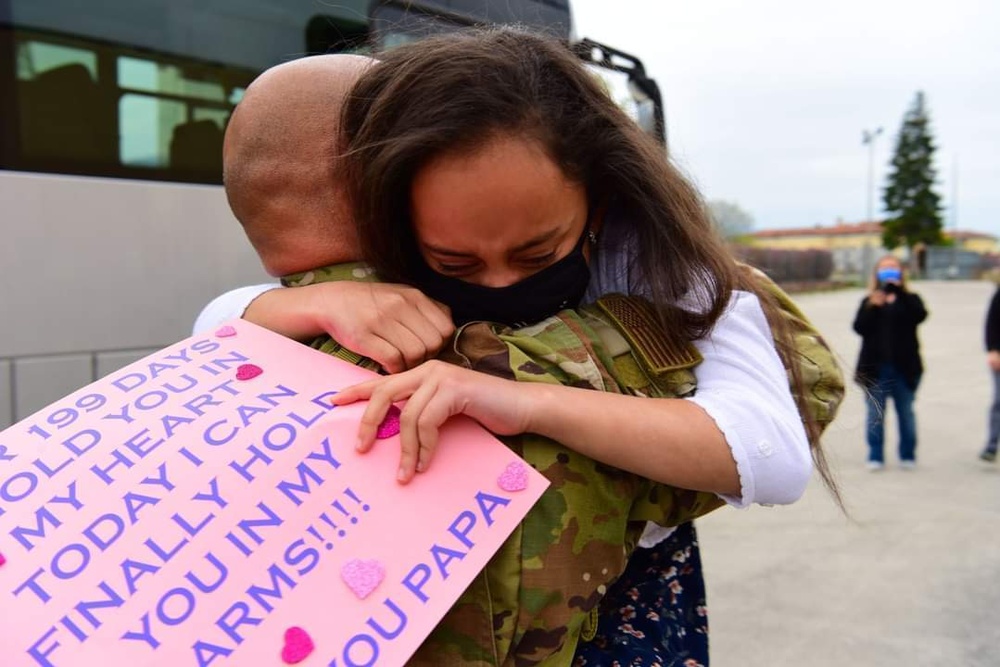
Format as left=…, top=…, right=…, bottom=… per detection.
left=208, top=47, right=845, bottom=667
left=284, top=263, right=843, bottom=666
left=285, top=263, right=724, bottom=666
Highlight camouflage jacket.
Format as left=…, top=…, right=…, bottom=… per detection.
left=282, top=263, right=844, bottom=666
left=283, top=264, right=725, bottom=666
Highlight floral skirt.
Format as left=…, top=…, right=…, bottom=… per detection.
left=573, top=521, right=709, bottom=667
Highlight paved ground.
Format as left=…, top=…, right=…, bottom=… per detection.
left=699, top=280, right=1000, bottom=667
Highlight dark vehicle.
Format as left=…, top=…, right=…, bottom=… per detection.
left=0, top=0, right=665, bottom=427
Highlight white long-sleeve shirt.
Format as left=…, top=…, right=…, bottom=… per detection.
left=684, top=291, right=812, bottom=507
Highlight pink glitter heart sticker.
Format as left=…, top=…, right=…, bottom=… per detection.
left=341, top=559, right=386, bottom=599
left=215, top=325, right=237, bottom=338
left=375, top=405, right=402, bottom=439
left=497, top=461, right=529, bottom=492
left=281, top=626, right=315, bottom=664
left=235, top=364, right=263, bottom=381
left=0, top=552, right=6, bottom=567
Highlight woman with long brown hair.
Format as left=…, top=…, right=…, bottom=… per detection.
left=325, top=27, right=839, bottom=665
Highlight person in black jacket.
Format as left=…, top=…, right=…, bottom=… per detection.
left=980, top=285, right=1000, bottom=462
left=853, top=255, right=928, bottom=470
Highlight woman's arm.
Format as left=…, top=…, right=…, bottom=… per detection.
left=529, top=291, right=810, bottom=504
left=332, top=359, right=740, bottom=490
left=683, top=291, right=813, bottom=506
left=523, top=383, right=741, bottom=494
left=335, top=292, right=811, bottom=503
left=193, top=282, right=454, bottom=372
left=852, top=295, right=882, bottom=335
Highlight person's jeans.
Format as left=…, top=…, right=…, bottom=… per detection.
left=986, top=369, right=1000, bottom=453
left=865, top=363, right=918, bottom=463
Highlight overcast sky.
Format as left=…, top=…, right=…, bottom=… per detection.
left=571, top=0, right=1000, bottom=235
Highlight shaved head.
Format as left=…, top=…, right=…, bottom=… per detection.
left=224, top=54, right=374, bottom=276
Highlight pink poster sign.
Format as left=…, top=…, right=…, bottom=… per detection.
left=0, top=322, right=548, bottom=666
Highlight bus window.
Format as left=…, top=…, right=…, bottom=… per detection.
left=117, top=56, right=230, bottom=175
left=2, top=26, right=255, bottom=184
left=118, top=56, right=228, bottom=101
left=119, top=93, right=185, bottom=168
left=16, top=40, right=96, bottom=80
left=14, top=36, right=116, bottom=169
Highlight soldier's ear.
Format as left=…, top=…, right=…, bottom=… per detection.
left=589, top=197, right=610, bottom=238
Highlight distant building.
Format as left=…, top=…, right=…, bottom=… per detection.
left=748, top=221, right=998, bottom=279
left=947, top=230, right=1000, bottom=255
left=748, top=221, right=887, bottom=278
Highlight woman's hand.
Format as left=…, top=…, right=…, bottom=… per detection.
left=245, top=282, right=454, bottom=373
left=988, top=350, right=1000, bottom=372
left=867, top=289, right=887, bottom=307
left=330, top=360, right=535, bottom=483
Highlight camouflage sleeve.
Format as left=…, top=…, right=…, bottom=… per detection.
left=628, top=483, right=726, bottom=527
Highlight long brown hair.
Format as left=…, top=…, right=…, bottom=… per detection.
left=341, top=27, right=840, bottom=503
left=342, top=27, right=733, bottom=340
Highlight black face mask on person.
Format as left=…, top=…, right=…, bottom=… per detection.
left=412, top=222, right=595, bottom=328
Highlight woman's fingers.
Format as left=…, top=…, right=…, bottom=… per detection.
left=329, top=379, right=378, bottom=406
left=355, top=385, right=402, bottom=452
left=353, top=334, right=410, bottom=374
left=414, top=297, right=455, bottom=339
left=324, top=283, right=453, bottom=373
left=396, top=308, right=452, bottom=364
left=335, top=370, right=426, bottom=451
left=332, top=371, right=444, bottom=483
left=395, top=379, right=442, bottom=482
left=373, top=291, right=453, bottom=371
left=411, top=386, right=456, bottom=474
left=329, top=362, right=507, bottom=485
left=329, top=378, right=395, bottom=453
left=374, top=318, right=432, bottom=371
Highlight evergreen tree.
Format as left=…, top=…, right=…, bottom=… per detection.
left=881, top=91, right=943, bottom=250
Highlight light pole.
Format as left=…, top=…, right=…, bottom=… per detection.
left=861, top=127, right=883, bottom=280
left=949, top=156, right=959, bottom=278
left=862, top=127, right=883, bottom=224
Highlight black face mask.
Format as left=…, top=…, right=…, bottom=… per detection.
left=412, top=222, right=594, bottom=327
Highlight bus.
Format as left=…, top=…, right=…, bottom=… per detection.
left=0, top=0, right=664, bottom=429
